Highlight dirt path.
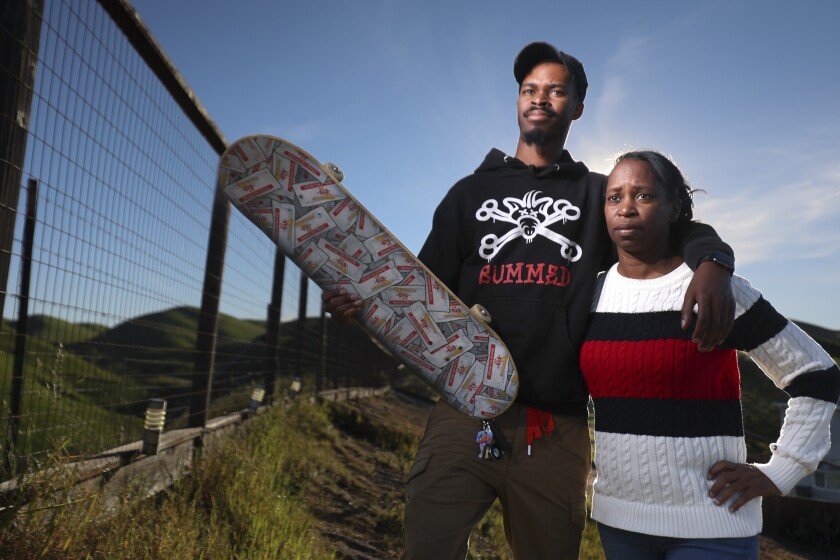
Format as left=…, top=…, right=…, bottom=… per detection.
left=313, top=390, right=835, bottom=560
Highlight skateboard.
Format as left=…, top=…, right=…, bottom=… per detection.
left=218, top=135, right=518, bottom=418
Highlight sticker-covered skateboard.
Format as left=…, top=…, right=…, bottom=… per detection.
left=218, top=135, right=518, bottom=418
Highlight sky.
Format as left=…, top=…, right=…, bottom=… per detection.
left=129, top=0, right=840, bottom=329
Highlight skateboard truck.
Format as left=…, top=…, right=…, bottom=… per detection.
left=324, top=162, right=344, bottom=183
left=470, top=304, right=492, bottom=324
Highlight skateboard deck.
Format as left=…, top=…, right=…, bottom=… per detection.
left=218, top=135, right=518, bottom=418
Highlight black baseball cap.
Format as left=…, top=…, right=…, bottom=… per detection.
left=514, top=42, right=588, bottom=102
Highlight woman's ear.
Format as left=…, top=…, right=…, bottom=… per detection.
left=669, top=199, right=683, bottom=222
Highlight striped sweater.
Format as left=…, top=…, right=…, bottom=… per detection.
left=579, top=263, right=840, bottom=538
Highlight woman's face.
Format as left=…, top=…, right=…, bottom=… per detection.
left=604, top=159, right=679, bottom=261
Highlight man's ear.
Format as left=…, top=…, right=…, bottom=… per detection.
left=572, top=102, right=584, bottom=121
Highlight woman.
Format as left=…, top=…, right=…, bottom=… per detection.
left=579, top=150, right=840, bottom=559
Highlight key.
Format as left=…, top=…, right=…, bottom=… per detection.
left=488, top=419, right=509, bottom=456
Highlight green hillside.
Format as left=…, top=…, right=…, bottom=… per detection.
left=66, top=306, right=269, bottom=384
left=9, top=315, right=108, bottom=345
left=793, top=320, right=840, bottom=358
left=5, top=305, right=831, bottom=477
left=2, top=307, right=272, bottom=466
left=0, top=304, right=399, bottom=478
left=83, top=306, right=267, bottom=353
left=89, top=306, right=204, bottom=351
left=1, top=326, right=147, bottom=463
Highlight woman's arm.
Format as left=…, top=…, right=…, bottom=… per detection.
left=708, top=276, right=840, bottom=512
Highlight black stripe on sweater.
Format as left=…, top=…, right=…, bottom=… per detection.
left=785, top=365, right=840, bottom=404
left=728, top=296, right=788, bottom=351
left=593, top=397, right=744, bottom=437
left=585, top=311, right=689, bottom=342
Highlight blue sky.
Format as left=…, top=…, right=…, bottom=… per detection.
left=130, top=0, right=840, bottom=329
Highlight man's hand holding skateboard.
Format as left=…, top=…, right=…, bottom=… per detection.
left=322, top=288, right=363, bottom=325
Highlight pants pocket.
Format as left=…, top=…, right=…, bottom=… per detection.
left=570, top=497, right=587, bottom=534
left=406, top=451, right=432, bottom=485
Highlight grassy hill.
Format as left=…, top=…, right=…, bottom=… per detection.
left=84, top=307, right=267, bottom=354
left=2, top=307, right=278, bottom=467
left=793, top=320, right=840, bottom=358
left=8, top=315, right=108, bottom=345
left=67, top=306, right=268, bottom=385
left=61, top=305, right=395, bottom=419
left=0, top=324, right=146, bottom=464
left=3, top=306, right=834, bottom=477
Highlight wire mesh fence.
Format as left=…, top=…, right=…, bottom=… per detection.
left=0, top=0, right=397, bottom=478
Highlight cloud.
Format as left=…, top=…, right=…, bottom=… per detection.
left=576, top=34, right=653, bottom=174
left=694, top=167, right=840, bottom=264
left=573, top=28, right=840, bottom=272
left=596, top=35, right=651, bottom=119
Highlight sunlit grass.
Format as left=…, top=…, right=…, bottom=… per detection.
left=0, top=399, right=339, bottom=559
left=0, top=396, right=608, bottom=559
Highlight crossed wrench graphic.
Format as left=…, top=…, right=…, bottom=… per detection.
left=475, top=191, right=583, bottom=262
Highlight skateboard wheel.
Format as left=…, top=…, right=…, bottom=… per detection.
left=324, top=162, right=344, bottom=182
left=470, top=304, right=492, bottom=324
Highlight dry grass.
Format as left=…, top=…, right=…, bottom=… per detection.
left=0, top=391, right=834, bottom=559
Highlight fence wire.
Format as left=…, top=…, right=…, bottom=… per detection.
left=0, top=0, right=396, bottom=477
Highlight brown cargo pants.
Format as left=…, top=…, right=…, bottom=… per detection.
left=403, top=400, right=591, bottom=559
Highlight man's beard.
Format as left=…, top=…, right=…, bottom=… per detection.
left=521, top=126, right=558, bottom=147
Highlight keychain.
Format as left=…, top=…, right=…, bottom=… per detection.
left=476, top=421, right=505, bottom=461
left=476, top=421, right=495, bottom=459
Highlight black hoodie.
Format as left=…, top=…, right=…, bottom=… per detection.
left=418, top=148, right=731, bottom=416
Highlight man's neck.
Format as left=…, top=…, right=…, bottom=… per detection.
left=514, top=138, right=567, bottom=167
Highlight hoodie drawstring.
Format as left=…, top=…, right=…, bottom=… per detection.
left=526, top=407, right=555, bottom=456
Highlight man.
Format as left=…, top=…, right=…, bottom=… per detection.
left=324, top=42, right=735, bottom=559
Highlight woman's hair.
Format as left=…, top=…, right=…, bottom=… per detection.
left=612, top=150, right=697, bottom=246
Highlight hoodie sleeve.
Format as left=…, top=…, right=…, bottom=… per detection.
left=417, top=193, right=466, bottom=293
left=678, top=222, right=735, bottom=271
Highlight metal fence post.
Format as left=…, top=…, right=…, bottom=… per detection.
left=188, top=188, right=230, bottom=429
left=317, top=300, right=326, bottom=393
left=295, top=274, right=308, bottom=383
left=264, top=248, right=285, bottom=404
left=330, top=320, right=339, bottom=389
left=6, top=178, right=38, bottom=472
left=0, top=0, right=43, bottom=326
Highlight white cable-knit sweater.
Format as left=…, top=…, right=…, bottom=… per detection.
left=579, top=263, right=839, bottom=538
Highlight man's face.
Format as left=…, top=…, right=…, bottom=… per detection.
left=517, top=62, right=584, bottom=147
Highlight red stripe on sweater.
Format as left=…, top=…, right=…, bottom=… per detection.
left=580, top=339, right=741, bottom=400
